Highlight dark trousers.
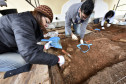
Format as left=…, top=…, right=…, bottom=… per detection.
left=0, top=41, right=17, bottom=54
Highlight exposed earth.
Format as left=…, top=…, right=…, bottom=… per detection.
left=47, top=23, right=126, bottom=84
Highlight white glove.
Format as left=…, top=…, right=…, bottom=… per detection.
left=44, top=41, right=52, bottom=50
left=58, top=55, right=65, bottom=66
left=101, top=27, right=105, bottom=29
left=71, top=34, right=78, bottom=40
left=107, top=24, right=111, bottom=27
left=37, top=42, right=42, bottom=45
left=80, top=39, right=84, bottom=44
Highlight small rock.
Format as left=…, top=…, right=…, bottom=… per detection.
left=64, top=55, right=71, bottom=62
left=63, top=67, right=70, bottom=77
left=119, top=55, right=122, bottom=59
left=47, top=49, right=54, bottom=54
left=76, top=49, right=80, bottom=52
left=67, top=47, right=73, bottom=52
left=68, top=44, right=71, bottom=47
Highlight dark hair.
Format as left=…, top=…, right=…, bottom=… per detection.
left=31, top=10, right=47, bottom=31
left=81, top=0, right=94, bottom=16
left=105, top=10, right=114, bottom=19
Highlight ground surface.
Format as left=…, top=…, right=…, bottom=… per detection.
left=0, top=65, right=50, bottom=84
left=49, top=23, right=126, bottom=84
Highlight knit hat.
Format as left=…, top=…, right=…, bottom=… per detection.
left=35, top=5, right=53, bottom=22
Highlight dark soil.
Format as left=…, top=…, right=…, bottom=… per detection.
left=49, top=23, right=126, bottom=84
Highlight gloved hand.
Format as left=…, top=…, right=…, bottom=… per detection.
left=71, top=33, right=78, bottom=40
left=37, top=42, right=42, bottom=45
left=58, top=55, right=65, bottom=66
left=80, top=39, right=84, bottom=44
left=44, top=41, right=52, bottom=50
left=101, top=27, right=105, bottom=29
left=107, top=24, right=111, bottom=27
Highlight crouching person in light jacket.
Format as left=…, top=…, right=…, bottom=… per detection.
left=101, top=10, right=115, bottom=29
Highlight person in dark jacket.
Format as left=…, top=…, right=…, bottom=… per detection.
left=0, top=5, right=65, bottom=77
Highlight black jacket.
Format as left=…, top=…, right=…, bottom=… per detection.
left=0, top=12, right=59, bottom=78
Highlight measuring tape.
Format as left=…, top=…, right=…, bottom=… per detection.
left=77, top=43, right=92, bottom=53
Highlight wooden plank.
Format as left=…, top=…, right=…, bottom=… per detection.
left=0, top=64, right=50, bottom=84
left=49, top=65, right=64, bottom=84
left=46, top=26, right=74, bottom=34
left=120, top=39, right=126, bottom=42
left=46, top=49, right=64, bottom=84
left=46, top=27, right=64, bottom=32
left=28, top=65, right=50, bottom=84
left=112, top=39, right=126, bottom=43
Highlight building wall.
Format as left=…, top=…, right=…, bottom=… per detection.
left=0, top=0, right=34, bottom=12
left=0, top=0, right=69, bottom=14
left=93, top=0, right=108, bottom=18
left=90, top=0, right=126, bottom=19
left=39, top=0, right=68, bottom=14
left=104, top=0, right=126, bottom=19
left=0, top=0, right=125, bottom=26
left=1, top=0, right=125, bottom=15
left=104, top=0, right=117, bottom=10
left=104, top=0, right=126, bottom=11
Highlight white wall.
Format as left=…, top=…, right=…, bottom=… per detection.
left=94, top=0, right=126, bottom=20
left=53, top=0, right=81, bottom=22
left=61, top=0, right=81, bottom=15
left=94, top=0, right=108, bottom=18
left=51, top=0, right=81, bottom=28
